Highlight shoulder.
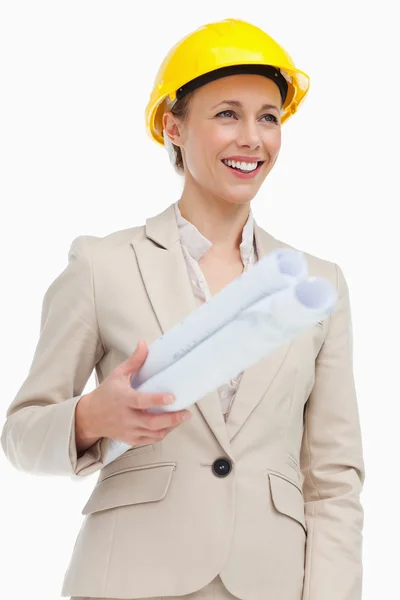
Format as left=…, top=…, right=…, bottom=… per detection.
left=67, top=222, right=147, bottom=262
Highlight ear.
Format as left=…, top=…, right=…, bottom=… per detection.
left=162, top=112, right=184, bottom=148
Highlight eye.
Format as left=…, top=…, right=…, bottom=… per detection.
left=261, top=114, right=279, bottom=124
left=216, top=110, right=235, bottom=118
left=216, top=110, right=279, bottom=124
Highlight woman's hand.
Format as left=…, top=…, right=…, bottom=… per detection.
left=76, top=339, right=192, bottom=449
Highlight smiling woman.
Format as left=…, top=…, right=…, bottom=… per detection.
left=1, top=15, right=365, bottom=600
left=144, top=19, right=310, bottom=260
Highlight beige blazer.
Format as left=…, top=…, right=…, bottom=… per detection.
left=1, top=202, right=365, bottom=600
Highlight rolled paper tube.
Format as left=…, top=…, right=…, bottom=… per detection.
left=143, top=277, right=337, bottom=412
left=131, top=248, right=308, bottom=388
left=105, top=276, right=336, bottom=466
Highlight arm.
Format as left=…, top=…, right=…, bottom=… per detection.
left=0, top=236, right=110, bottom=477
left=75, top=391, right=103, bottom=457
left=301, top=263, right=365, bottom=600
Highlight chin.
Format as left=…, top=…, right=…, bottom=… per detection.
left=221, top=185, right=260, bottom=205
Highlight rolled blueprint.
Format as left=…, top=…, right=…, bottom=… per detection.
left=143, top=277, right=335, bottom=411
left=105, top=275, right=337, bottom=466
left=131, top=247, right=308, bottom=388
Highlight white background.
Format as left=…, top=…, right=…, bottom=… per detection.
left=0, top=1, right=398, bottom=599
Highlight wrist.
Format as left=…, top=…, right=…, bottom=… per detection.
left=75, top=392, right=101, bottom=453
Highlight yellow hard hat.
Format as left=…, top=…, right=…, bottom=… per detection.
left=145, top=18, right=310, bottom=145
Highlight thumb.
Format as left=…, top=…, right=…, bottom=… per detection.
left=118, top=339, right=148, bottom=378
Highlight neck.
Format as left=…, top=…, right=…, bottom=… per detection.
left=178, top=188, right=251, bottom=260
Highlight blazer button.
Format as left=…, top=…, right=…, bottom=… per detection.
left=212, top=458, right=232, bottom=478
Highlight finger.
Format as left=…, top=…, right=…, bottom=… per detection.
left=134, top=409, right=191, bottom=431
left=128, top=435, right=161, bottom=446
left=117, top=340, right=148, bottom=377
left=134, top=426, right=174, bottom=439
left=130, top=391, right=175, bottom=410
left=130, top=430, right=172, bottom=446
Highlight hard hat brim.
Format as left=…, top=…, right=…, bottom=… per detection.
left=146, top=61, right=310, bottom=145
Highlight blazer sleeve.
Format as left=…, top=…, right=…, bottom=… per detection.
left=300, top=263, right=365, bottom=600
left=0, top=235, right=110, bottom=478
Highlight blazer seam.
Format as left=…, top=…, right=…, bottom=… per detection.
left=102, top=507, right=117, bottom=594
left=304, top=261, right=340, bottom=501
left=86, top=237, right=106, bottom=354
left=304, top=411, right=321, bottom=501
left=305, top=502, right=316, bottom=599
left=330, top=262, right=340, bottom=336
left=321, top=261, right=338, bottom=344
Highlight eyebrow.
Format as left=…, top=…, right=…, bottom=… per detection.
left=211, top=100, right=280, bottom=113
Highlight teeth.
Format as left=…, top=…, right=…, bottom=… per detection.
left=223, top=159, right=258, bottom=172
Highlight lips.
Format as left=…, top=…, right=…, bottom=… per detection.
left=222, top=156, right=264, bottom=162
left=221, top=159, right=264, bottom=179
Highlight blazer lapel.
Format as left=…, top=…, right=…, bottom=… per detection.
left=225, top=222, right=296, bottom=441
left=131, top=203, right=296, bottom=454
left=131, top=203, right=232, bottom=457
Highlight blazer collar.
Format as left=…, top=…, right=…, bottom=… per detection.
left=173, top=200, right=255, bottom=263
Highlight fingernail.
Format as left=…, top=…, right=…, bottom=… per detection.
left=163, top=395, right=174, bottom=405
left=182, top=413, right=191, bottom=421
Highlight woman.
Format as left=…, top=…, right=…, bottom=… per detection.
left=1, top=18, right=365, bottom=600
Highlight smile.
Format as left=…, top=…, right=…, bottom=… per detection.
left=221, top=159, right=264, bottom=178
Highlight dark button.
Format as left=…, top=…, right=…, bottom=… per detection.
left=212, top=458, right=232, bottom=478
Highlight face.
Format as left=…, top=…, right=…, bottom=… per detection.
left=163, top=74, right=282, bottom=206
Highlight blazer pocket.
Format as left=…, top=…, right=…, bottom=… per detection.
left=81, top=462, right=176, bottom=515
left=268, top=472, right=307, bottom=534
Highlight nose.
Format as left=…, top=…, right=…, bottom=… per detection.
left=235, top=119, right=262, bottom=150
